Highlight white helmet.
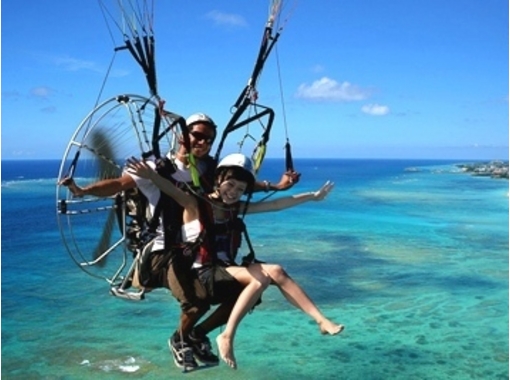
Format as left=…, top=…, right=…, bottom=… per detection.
left=186, top=113, right=216, bottom=129
left=217, top=153, right=255, bottom=179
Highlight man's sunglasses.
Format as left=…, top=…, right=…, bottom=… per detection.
left=190, top=131, right=214, bottom=144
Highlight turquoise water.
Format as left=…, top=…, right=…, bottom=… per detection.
left=2, top=159, right=508, bottom=379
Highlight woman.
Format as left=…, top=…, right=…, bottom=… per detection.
left=127, top=153, right=344, bottom=369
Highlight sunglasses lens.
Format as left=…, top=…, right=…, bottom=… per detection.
left=191, top=131, right=212, bottom=143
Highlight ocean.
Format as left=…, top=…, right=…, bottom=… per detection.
left=1, top=158, right=508, bottom=379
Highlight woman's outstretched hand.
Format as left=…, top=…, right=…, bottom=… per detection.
left=312, top=181, right=334, bottom=201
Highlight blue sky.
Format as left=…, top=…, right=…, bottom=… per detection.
left=2, top=0, right=509, bottom=160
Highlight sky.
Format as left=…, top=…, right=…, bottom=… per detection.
left=2, top=0, right=509, bottom=160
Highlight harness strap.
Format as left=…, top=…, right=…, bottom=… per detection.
left=238, top=219, right=260, bottom=265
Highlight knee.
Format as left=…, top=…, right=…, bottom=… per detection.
left=250, top=270, right=271, bottom=289
left=245, top=265, right=271, bottom=289
left=267, top=264, right=289, bottom=284
left=260, top=273, right=271, bottom=288
left=181, top=300, right=210, bottom=316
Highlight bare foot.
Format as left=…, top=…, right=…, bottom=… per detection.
left=216, top=333, right=237, bottom=369
left=318, top=319, right=344, bottom=335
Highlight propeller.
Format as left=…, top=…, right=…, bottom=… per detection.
left=89, top=128, right=121, bottom=266
left=92, top=208, right=117, bottom=266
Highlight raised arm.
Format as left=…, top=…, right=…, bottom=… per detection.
left=253, top=170, right=301, bottom=193
left=58, top=174, right=135, bottom=198
left=125, top=157, right=198, bottom=219
left=246, top=181, right=334, bottom=214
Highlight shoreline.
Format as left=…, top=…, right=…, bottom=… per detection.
left=456, top=160, right=509, bottom=179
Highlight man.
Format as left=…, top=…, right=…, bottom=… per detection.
left=60, top=112, right=299, bottom=370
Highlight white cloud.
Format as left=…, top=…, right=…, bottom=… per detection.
left=296, top=77, right=371, bottom=102
left=11, top=150, right=36, bottom=157
left=110, top=68, right=131, bottom=78
left=30, top=86, right=53, bottom=99
left=54, top=55, right=99, bottom=72
left=206, top=10, right=247, bottom=27
left=35, top=52, right=104, bottom=73
left=361, top=103, right=390, bottom=116
left=311, top=64, right=325, bottom=73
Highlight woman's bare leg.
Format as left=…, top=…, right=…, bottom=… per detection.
left=216, top=266, right=270, bottom=369
left=259, top=263, right=344, bottom=335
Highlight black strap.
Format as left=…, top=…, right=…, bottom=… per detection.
left=285, top=140, right=294, bottom=172
left=235, top=218, right=259, bottom=266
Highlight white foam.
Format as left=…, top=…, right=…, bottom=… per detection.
left=88, top=357, right=143, bottom=373
left=119, top=365, right=140, bottom=373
